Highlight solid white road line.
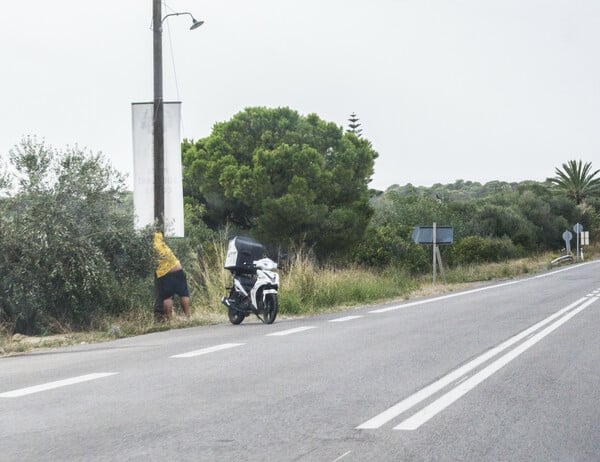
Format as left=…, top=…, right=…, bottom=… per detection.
left=0, top=373, right=118, bottom=398
left=329, top=315, right=364, bottom=323
left=369, top=263, right=594, bottom=314
left=266, top=326, right=316, bottom=336
left=357, top=296, right=591, bottom=429
left=370, top=280, right=524, bottom=314
left=395, top=295, right=599, bottom=430
left=170, top=343, right=245, bottom=358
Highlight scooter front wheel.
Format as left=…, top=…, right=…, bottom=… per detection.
left=262, top=294, right=278, bottom=324
left=228, top=306, right=245, bottom=325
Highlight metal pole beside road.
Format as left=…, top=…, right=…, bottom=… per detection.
left=151, top=0, right=203, bottom=232
left=573, top=223, right=583, bottom=262
left=153, top=0, right=165, bottom=230
left=432, top=222, right=437, bottom=285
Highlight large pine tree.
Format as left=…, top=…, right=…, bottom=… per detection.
left=182, top=107, right=378, bottom=256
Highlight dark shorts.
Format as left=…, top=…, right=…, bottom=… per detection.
left=156, top=269, right=190, bottom=300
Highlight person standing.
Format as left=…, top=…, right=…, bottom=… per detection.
left=153, top=231, right=191, bottom=320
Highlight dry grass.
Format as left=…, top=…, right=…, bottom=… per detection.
left=2, top=246, right=598, bottom=356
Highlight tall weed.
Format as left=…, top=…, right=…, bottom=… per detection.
left=280, top=246, right=418, bottom=315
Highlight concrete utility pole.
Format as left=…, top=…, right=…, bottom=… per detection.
left=153, top=0, right=165, bottom=230
left=151, top=0, right=203, bottom=231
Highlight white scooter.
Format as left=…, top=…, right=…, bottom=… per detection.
left=221, top=237, right=280, bottom=324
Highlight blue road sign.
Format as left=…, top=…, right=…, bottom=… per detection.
left=412, top=226, right=454, bottom=245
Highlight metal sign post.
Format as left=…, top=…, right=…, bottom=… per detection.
left=435, top=246, right=446, bottom=284
left=562, top=230, right=572, bottom=254
left=432, top=222, right=437, bottom=285
left=573, top=223, right=583, bottom=262
left=413, top=223, right=452, bottom=285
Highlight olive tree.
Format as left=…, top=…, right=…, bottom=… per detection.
left=0, top=137, right=154, bottom=334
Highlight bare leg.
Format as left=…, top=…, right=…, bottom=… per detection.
left=163, top=297, right=174, bottom=320
left=180, top=296, right=191, bottom=318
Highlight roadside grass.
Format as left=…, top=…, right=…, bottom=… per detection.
left=280, top=250, right=418, bottom=315
left=2, top=245, right=598, bottom=355
left=444, top=253, right=554, bottom=284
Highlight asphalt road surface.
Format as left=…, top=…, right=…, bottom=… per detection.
left=2, top=261, right=600, bottom=461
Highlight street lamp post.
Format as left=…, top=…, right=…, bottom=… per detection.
left=152, top=0, right=164, bottom=230
left=152, top=0, right=203, bottom=231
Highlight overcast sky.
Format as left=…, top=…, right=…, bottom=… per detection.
left=2, top=0, right=599, bottom=191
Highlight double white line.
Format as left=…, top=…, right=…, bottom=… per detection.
left=357, top=291, right=600, bottom=431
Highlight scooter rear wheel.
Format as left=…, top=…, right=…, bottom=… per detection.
left=262, top=294, right=278, bottom=324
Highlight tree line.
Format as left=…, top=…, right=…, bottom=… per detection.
left=182, top=107, right=600, bottom=270
left=358, top=177, right=598, bottom=273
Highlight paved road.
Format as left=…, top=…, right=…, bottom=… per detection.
left=2, top=261, right=600, bottom=461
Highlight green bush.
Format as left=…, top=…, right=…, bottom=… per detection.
left=450, top=235, right=518, bottom=265
left=353, top=224, right=429, bottom=274
left=0, top=138, right=154, bottom=335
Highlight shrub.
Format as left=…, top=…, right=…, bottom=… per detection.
left=353, top=224, right=429, bottom=274
left=0, top=138, right=154, bottom=335
left=450, top=235, right=518, bottom=265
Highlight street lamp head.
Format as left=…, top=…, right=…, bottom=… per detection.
left=190, top=18, right=204, bottom=30
left=159, top=12, right=204, bottom=31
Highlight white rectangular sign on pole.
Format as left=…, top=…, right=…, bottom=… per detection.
left=131, top=101, right=184, bottom=237
left=581, top=231, right=590, bottom=246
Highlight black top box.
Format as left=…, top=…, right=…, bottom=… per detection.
left=224, top=236, right=264, bottom=272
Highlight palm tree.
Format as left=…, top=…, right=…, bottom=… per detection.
left=549, top=160, right=600, bottom=205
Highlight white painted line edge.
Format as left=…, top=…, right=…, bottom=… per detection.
left=369, top=262, right=596, bottom=314
left=357, top=295, right=590, bottom=429
left=266, top=326, right=317, bottom=336
left=329, top=315, right=364, bottom=323
left=0, top=373, right=118, bottom=398
left=170, top=343, right=245, bottom=358
left=395, top=295, right=599, bottom=430
left=369, top=279, right=523, bottom=313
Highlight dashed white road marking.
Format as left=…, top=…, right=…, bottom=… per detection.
left=331, top=450, right=352, bottom=461
left=0, top=373, right=118, bottom=398
left=358, top=294, right=597, bottom=430
left=170, top=343, right=245, bottom=358
left=329, top=315, right=363, bottom=323
left=266, top=326, right=316, bottom=336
